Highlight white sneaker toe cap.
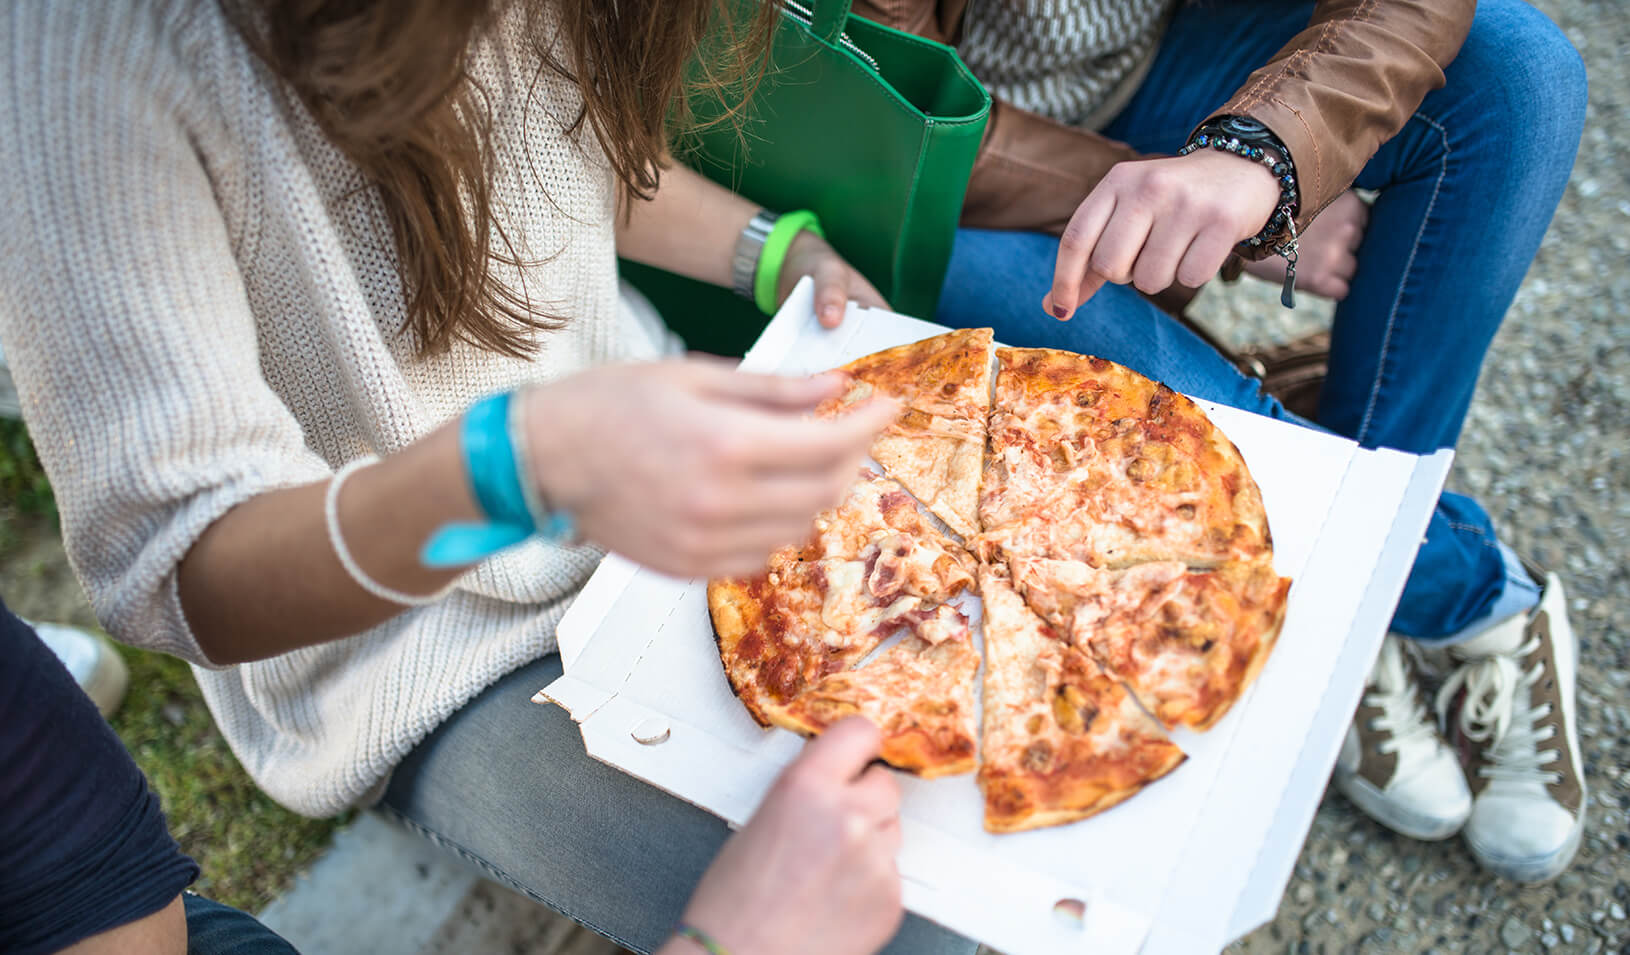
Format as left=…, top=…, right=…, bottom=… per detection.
left=1337, top=749, right=1471, bottom=841
left=1386, top=756, right=1473, bottom=838
left=1464, top=795, right=1583, bottom=882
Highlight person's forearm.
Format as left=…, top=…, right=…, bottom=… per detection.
left=177, top=421, right=483, bottom=664
left=616, top=162, right=758, bottom=286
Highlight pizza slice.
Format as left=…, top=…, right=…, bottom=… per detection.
left=980, top=347, right=1272, bottom=568
left=978, top=565, right=1186, bottom=833
left=774, top=611, right=979, bottom=778
left=709, top=470, right=978, bottom=726
left=1007, top=555, right=1291, bottom=731
left=817, top=328, right=995, bottom=539
left=800, top=469, right=979, bottom=594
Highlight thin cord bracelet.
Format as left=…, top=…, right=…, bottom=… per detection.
left=507, top=389, right=577, bottom=542
left=672, top=923, right=731, bottom=955
left=325, top=456, right=454, bottom=606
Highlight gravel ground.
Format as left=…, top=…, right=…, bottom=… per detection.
left=1194, top=0, right=1630, bottom=950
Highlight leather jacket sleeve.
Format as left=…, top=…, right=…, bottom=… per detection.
left=856, top=0, right=1476, bottom=247
left=1211, top=0, right=1475, bottom=246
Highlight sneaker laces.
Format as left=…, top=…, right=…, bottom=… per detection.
left=1435, top=636, right=1560, bottom=786
left=1365, top=638, right=1439, bottom=757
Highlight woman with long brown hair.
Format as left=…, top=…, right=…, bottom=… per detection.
left=0, top=0, right=971, bottom=950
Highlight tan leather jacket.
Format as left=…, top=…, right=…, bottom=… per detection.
left=855, top=0, right=1475, bottom=254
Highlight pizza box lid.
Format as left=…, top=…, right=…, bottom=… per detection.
left=536, top=278, right=1452, bottom=955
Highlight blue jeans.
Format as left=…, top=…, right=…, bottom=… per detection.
left=379, top=655, right=976, bottom=955
left=184, top=894, right=298, bottom=955
left=937, top=0, right=1585, bottom=640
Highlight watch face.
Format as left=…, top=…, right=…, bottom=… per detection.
left=1220, top=116, right=1269, bottom=138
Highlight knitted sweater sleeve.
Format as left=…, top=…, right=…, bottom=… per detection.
left=0, top=2, right=333, bottom=666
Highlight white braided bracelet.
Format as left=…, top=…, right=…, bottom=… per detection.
left=325, top=456, right=454, bottom=607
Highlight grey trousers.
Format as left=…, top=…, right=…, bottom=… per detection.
left=378, top=653, right=975, bottom=954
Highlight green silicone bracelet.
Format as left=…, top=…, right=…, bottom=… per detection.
left=753, top=209, right=824, bottom=315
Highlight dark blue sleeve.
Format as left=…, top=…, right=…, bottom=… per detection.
left=0, top=597, right=200, bottom=954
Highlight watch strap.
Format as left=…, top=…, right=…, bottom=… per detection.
left=731, top=210, right=777, bottom=301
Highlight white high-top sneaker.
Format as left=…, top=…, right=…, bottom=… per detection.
left=34, top=620, right=128, bottom=718
left=1436, top=571, right=1585, bottom=882
left=1334, top=634, right=1472, bottom=840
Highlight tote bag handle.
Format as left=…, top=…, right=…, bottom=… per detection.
left=808, top=0, right=853, bottom=44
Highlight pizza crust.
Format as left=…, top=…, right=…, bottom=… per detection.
left=978, top=565, right=1187, bottom=832
left=775, top=623, right=980, bottom=778
left=819, top=328, right=995, bottom=539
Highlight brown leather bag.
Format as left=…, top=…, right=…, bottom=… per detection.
left=1235, top=332, right=1330, bottom=422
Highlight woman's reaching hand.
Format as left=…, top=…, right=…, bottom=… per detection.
left=522, top=360, right=897, bottom=578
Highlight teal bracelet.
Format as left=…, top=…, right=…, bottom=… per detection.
left=673, top=923, right=731, bottom=955
left=463, top=392, right=533, bottom=528
left=752, top=209, right=824, bottom=315
left=420, top=391, right=574, bottom=568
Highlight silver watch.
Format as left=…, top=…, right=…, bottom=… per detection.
left=731, top=210, right=778, bottom=300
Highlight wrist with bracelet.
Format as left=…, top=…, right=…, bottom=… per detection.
left=339, top=207, right=826, bottom=583
left=671, top=922, right=732, bottom=955
left=731, top=208, right=825, bottom=315
left=1179, top=115, right=1302, bottom=307
left=419, top=390, right=577, bottom=569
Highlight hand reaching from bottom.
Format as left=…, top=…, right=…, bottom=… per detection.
left=675, top=719, right=905, bottom=955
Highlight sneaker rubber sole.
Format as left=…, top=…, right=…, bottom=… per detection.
left=1333, top=769, right=1468, bottom=841
left=1463, top=805, right=1586, bottom=883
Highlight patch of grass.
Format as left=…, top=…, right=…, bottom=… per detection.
left=0, top=419, right=55, bottom=555
left=111, top=644, right=349, bottom=913
left=0, top=418, right=55, bottom=520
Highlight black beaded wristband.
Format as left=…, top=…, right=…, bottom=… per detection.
left=1180, top=116, right=1303, bottom=306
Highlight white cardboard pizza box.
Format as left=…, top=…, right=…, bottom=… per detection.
left=537, top=278, right=1452, bottom=955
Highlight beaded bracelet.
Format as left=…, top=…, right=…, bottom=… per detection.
left=1179, top=119, right=1302, bottom=306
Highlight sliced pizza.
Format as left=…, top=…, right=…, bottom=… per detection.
left=817, top=328, right=995, bottom=539
left=709, top=470, right=977, bottom=726
left=980, top=347, right=1272, bottom=568
left=978, top=565, right=1186, bottom=832
left=1007, top=555, right=1291, bottom=731
left=775, top=613, right=979, bottom=778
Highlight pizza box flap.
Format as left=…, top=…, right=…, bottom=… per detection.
left=539, top=279, right=1450, bottom=954
left=1220, top=446, right=1451, bottom=941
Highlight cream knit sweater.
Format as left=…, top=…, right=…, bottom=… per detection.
left=0, top=0, right=670, bottom=816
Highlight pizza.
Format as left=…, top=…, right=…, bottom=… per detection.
left=778, top=623, right=980, bottom=779
left=816, top=327, right=993, bottom=539
left=709, top=470, right=975, bottom=748
left=978, top=564, right=1186, bottom=831
left=708, top=330, right=1291, bottom=831
left=1006, top=554, right=1290, bottom=730
left=979, top=347, right=1271, bottom=569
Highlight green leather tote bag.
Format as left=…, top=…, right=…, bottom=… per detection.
left=621, top=0, right=990, bottom=356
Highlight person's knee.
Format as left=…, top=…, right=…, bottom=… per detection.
left=1455, top=0, right=1587, bottom=132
